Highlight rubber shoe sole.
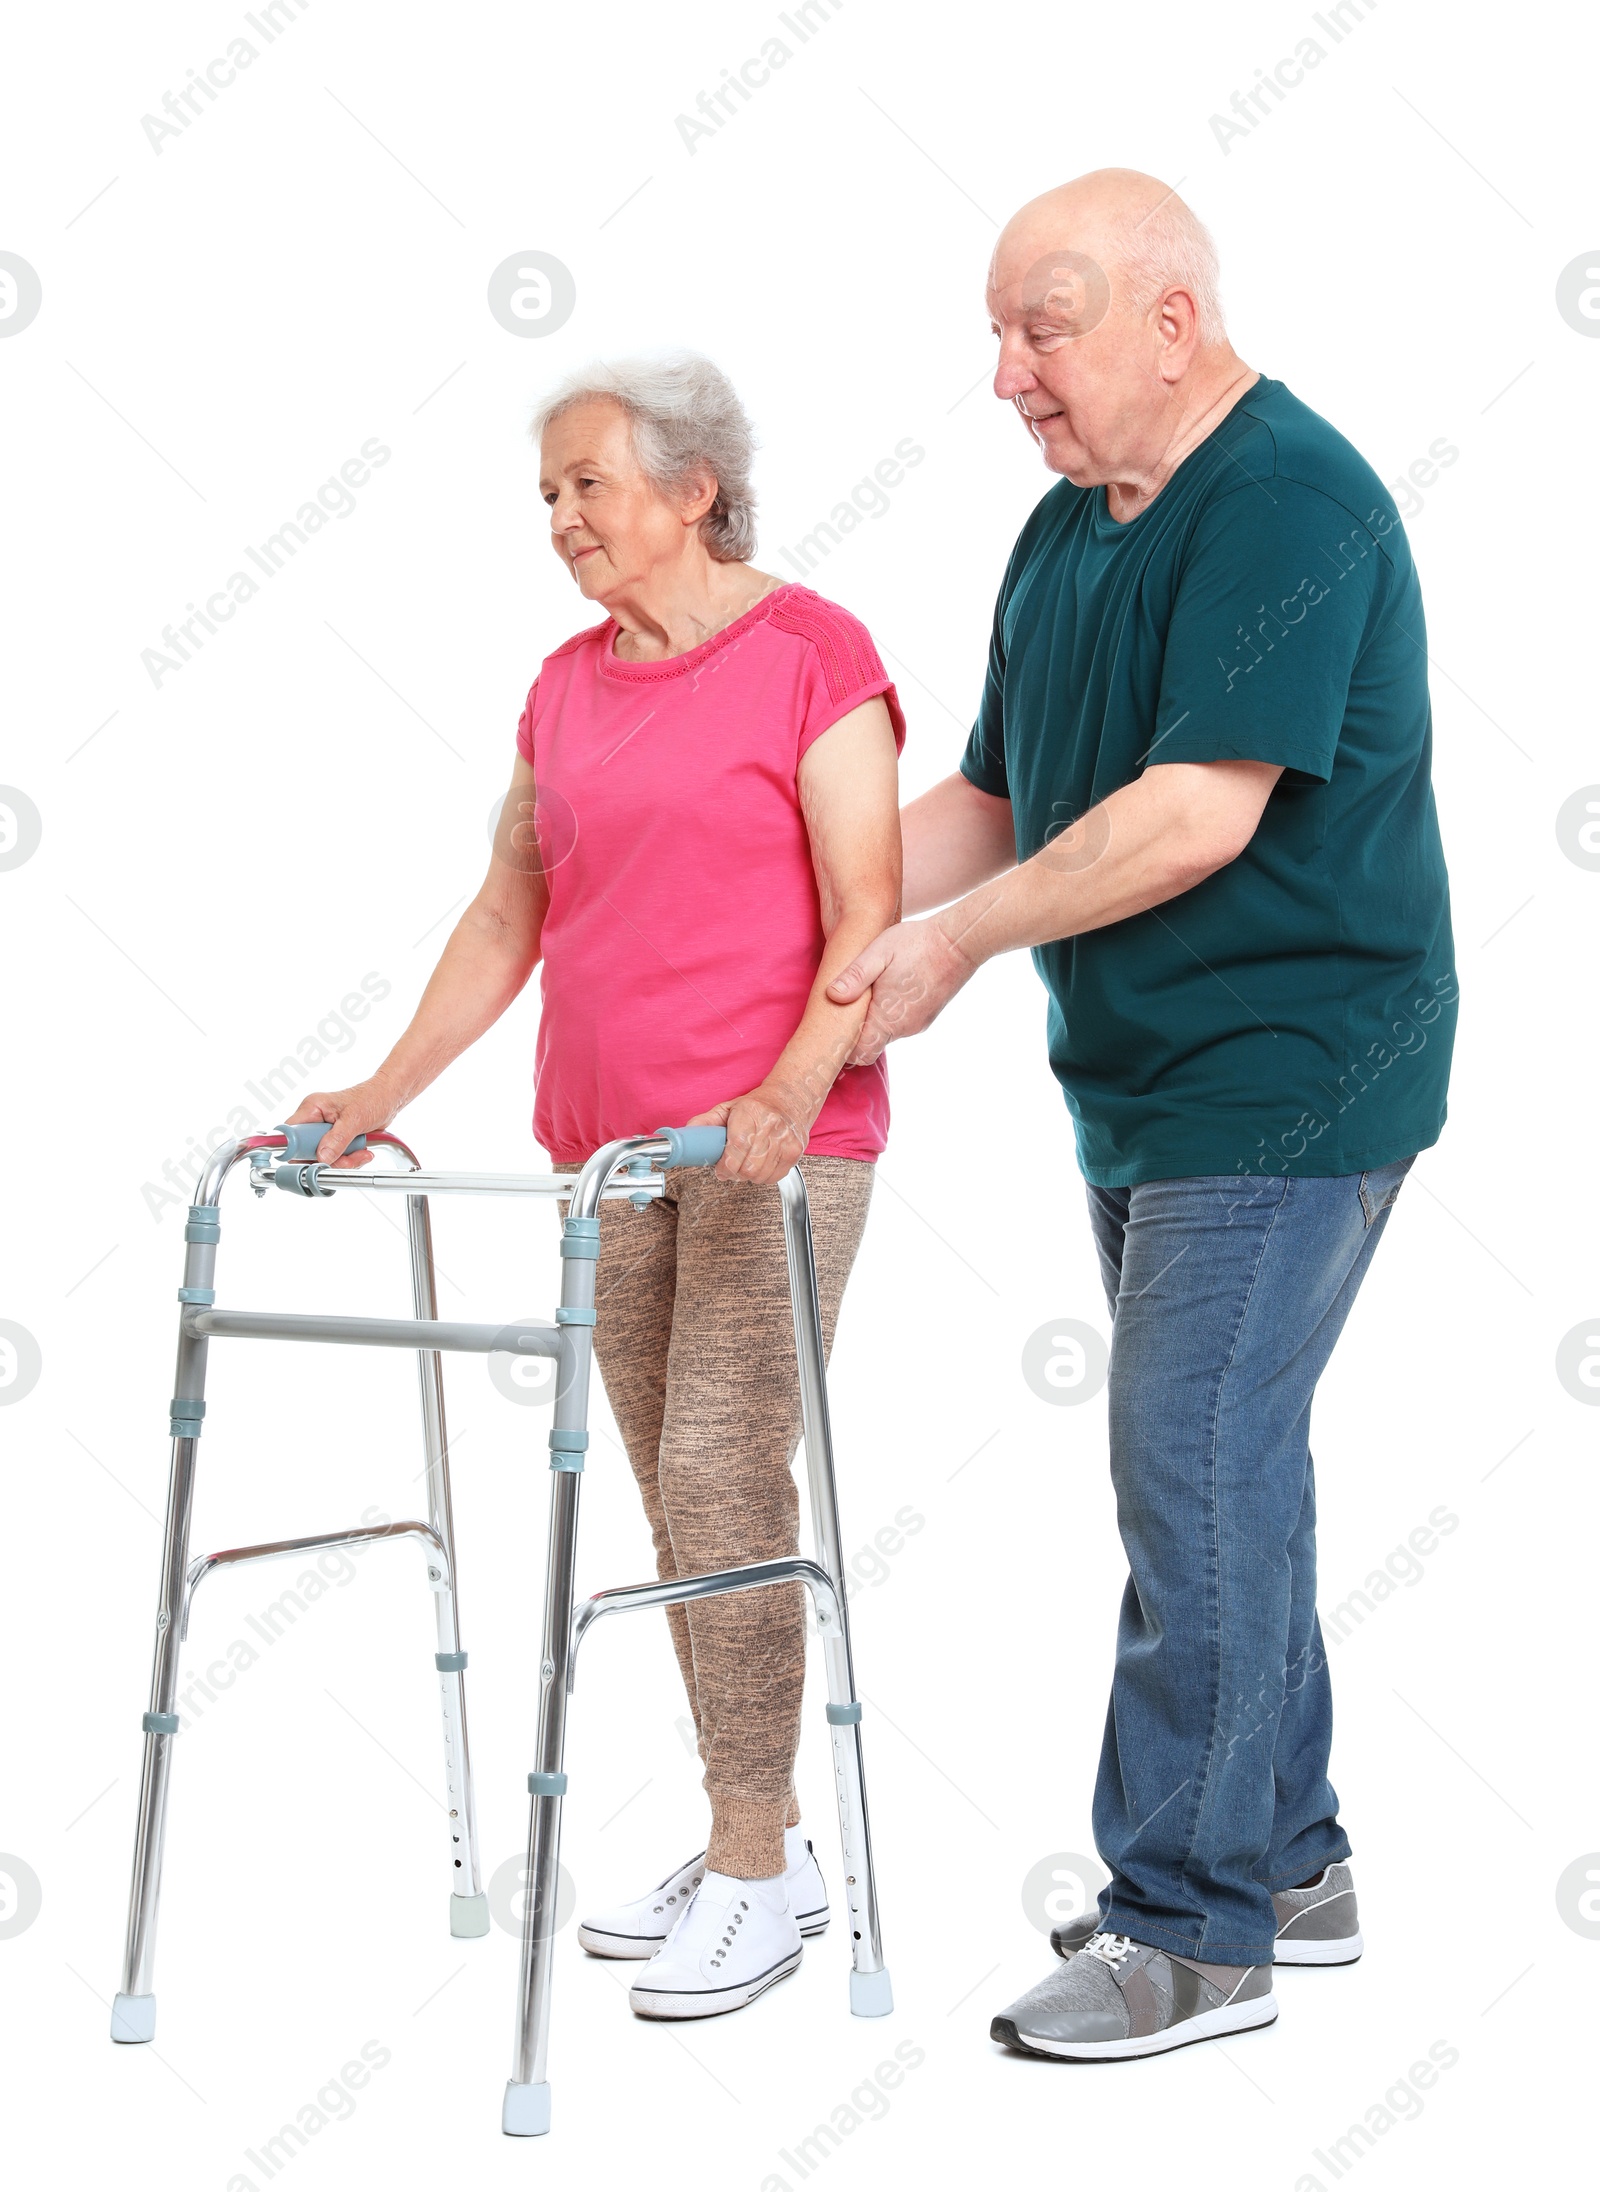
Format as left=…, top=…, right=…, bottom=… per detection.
left=629, top=1947, right=803, bottom=2021
left=793, top=1898, right=829, bottom=1941
left=991, top=1989, right=1278, bottom=2061
left=578, top=1923, right=673, bottom=1959
left=1271, top=1927, right=1364, bottom=1967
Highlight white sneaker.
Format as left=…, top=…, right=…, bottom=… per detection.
left=628, top=1869, right=802, bottom=2020
left=577, top=1826, right=828, bottom=1959
left=783, top=1825, right=831, bottom=1939
left=576, top=1851, right=705, bottom=1959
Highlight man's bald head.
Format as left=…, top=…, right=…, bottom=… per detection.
left=984, top=170, right=1250, bottom=505
left=991, top=170, right=1226, bottom=347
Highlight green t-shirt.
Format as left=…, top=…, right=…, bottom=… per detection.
left=960, top=375, right=1456, bottom=1187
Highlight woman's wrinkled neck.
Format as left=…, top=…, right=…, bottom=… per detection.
left=606, top=551, right=784, bottom=663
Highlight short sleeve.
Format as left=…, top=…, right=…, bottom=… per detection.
left=1151, top=483, right=1393, bottom=784
left=514, top=680, right=538, bottom=766
left=959, top=561, right=1012, bottom=798
left=768, top=591, right=906, bottom=760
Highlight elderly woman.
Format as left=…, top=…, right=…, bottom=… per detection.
left=289, top=354, right=904, bottom=2021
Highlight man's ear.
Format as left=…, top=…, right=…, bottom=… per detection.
left=1155, top=287, right=1201, bottom=382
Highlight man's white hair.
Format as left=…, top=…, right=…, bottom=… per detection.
left=1115, top=194, right=1227, bottom=346
left=531, top=352, right=758, bottom=562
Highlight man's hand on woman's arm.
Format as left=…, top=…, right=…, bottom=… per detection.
left=829, top=758, right=1282, bottom=1065
left=287, top=754, right=551, bottom=1165
left=692, top=697, right=902, bottom=1185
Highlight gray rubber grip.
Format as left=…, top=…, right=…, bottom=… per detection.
left=653, top=1125, right=728, bottom=1168
left=277, top=1122, right=369, bottom=1161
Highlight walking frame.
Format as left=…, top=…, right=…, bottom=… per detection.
left=111, top=1122, right=892, bottom=2137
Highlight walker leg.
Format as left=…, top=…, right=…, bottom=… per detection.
left=113, top=1199, right=218, bottom=2042
left=406, top=1192, right=487, bottom=1938
left=779, top=1170, right=893, bottom=2017
left=505, top=1206, right=596, bottom=2135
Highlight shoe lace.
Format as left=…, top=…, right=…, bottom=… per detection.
left=1081, top=1931, right=1137, bottom=1967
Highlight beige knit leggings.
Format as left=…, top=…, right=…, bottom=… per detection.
left=591, top=1155, right=874, bottom=1881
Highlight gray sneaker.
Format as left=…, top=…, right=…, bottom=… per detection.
left=1050, top=1863, right=1362, bottom=1968
left=993, top=1932, right=1276, bottom=2061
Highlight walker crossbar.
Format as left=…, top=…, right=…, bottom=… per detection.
left=181, top=1520, right=450, bottom=1642
left=110, top=1126, right=893, bottom=2138
left=184, top=1307, right=562, bottom=1356
left=570, top=1554, right=844, bottom=1678
left=269, top=1166, right=669, bottom=1200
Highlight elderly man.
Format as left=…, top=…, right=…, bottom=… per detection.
left=830, top=170, right=1455, bottom=2060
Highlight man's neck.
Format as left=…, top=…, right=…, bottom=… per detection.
left=1104, top=356, right=1259, bottom=524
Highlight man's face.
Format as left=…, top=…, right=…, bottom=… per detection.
left=986, top=237, right=1162, bottom=485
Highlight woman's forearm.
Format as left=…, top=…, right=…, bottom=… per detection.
left=762, top=897, right=899, bottom=1129
left=288, top=758, right=551, bottom=1163
left=705, top=695, right=902, bottom=1181
left=371, top=897, right=543, bottom=1107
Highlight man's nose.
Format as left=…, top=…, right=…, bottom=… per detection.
left=992, top=339, right=1037, bottom=402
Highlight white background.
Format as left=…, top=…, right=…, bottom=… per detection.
left=1, top=1, right=1594, bottom=2185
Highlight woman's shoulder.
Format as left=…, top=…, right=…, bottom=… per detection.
left=541, top=616, right=614, bottom=670
left=517, top=618, right=612, bottom=747
left=765, top=584, right=888, bottom=697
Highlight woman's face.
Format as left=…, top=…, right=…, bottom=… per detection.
left=540, top=399, right=699, bottom=603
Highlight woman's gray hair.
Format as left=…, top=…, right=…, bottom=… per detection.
left=531, top=353, right=758, bottom=562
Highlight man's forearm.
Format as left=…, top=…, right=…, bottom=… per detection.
left=902, top=772, right=1016, bottom=915
left=933, top=767, right=1262, bottom=969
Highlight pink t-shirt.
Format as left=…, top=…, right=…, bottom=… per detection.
left=516, top=584, right=906, bottom=1166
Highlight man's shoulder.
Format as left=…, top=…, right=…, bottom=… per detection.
left=1212, top=378, right=1407, bottom=544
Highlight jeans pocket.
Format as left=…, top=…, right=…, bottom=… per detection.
left=1358, top=1154, right=1417, bottom=1227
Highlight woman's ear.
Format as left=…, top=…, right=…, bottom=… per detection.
left=678, top=468, right=720, bottom=528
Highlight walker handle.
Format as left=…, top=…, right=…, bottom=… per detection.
left=277, top=1121, right=369, bottom=1162
left=652, top=1126, right=727, bottom=1169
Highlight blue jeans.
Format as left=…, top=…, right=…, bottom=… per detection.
left=1085, top=1159, right=1414, bottom=1965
